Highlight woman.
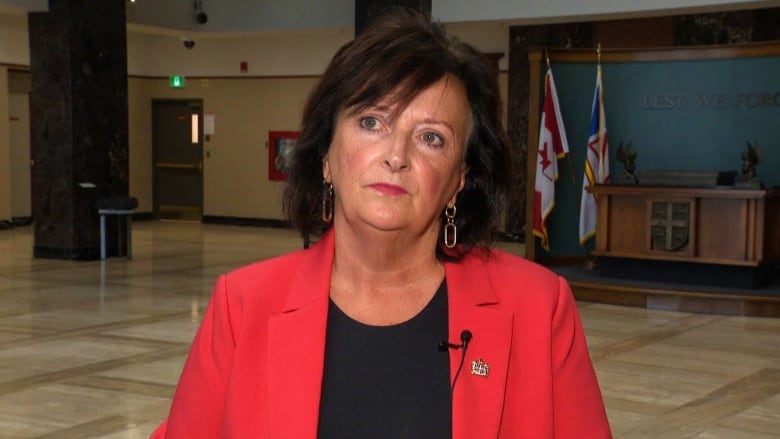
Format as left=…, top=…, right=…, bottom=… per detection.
left=152, top=10, right=611, bottom=439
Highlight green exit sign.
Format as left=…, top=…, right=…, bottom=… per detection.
left=169, top=75, right=186, bottom=88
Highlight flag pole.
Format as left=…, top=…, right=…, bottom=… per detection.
left=597, top=42, right=601, bottom=66
left=544, top=47, right=580, bottom=217
left=588, top=42, right=603, bottom=204
left=588, top=43, right=603, bottom=198
left=549, top=48, right=579, bottom=216
left=546, top=50, right=580, bottom=221
left=566, top=152, right=579, bottom=213
left=544, top=48, right=551, bottom=71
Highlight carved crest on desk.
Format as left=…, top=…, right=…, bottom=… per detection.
left=650, top=202, right=690, bottom=251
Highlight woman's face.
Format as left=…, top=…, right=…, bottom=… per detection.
left=323, top=76, right=470, bottom=238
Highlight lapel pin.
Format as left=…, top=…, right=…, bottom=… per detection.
left=470, top=358, right=490, bottom=377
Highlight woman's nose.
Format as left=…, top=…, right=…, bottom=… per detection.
left=383, top=134, right=411, bottom=171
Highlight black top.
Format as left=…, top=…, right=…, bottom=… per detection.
left=318, top=282, right=452, bottom=439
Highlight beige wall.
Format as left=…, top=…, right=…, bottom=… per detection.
left=1, top=15, right=511, bottom=221
left=0, top=13, right=28, bottom=65
left=8, top=69, right=29, bottom=218
left=122, top=23, right=509, bottom=219
left=5, top=19, right=510, bottom=221
left=128, top=73, right=508, bottom=220
left=128, top=77, right=152, bottom=213
left=127, top=29, right=352, bottom=77
left=130, top=76, right=319, bottom=219
left=0, top=69, right=507, bottom=221
left=4, top=70, right=506, bottom=222
left=0, top=66, right=10, bottom=221
left=125, top=24, right=508, bottom=77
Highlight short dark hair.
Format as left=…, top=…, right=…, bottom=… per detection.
left=283, top=9, right=512, bottom=261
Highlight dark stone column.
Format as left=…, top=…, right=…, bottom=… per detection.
left=674, top=7, right=780, bottom=45
left=29, top=0, right=129, bottom=260
left=355, top=0, right=431, bottom=35
left=506, top=23, right=591, bottom=236
left=752, top=8, right=780, bottom=42
left=675, top=10, right=755, bottom=44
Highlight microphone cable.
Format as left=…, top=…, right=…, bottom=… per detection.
left=438, top=330, right=472, bottom=393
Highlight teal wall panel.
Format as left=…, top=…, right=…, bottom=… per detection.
left=536, top=55, right=780, bottom=257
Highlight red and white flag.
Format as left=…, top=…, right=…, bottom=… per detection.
left=533, top=68, right=570, bottom=251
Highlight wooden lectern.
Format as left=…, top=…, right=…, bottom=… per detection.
left=588, top=185, right=780, bottom=287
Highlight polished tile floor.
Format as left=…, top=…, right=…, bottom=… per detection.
left=1, top=222, right=778, bottom=438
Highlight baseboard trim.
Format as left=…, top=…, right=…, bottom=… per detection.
left=202, top=215, right=291, bottom=229
left=571, top=280, right=780, bottom=317
left=33, top=246, right=101, bottom=261
left=132, top=212, right=155, bottom=221
left=11, top=216, right=33, bottom=226
left=5, top=216, right=147, bottom=226
left=537, top=256, right=590, bottom=267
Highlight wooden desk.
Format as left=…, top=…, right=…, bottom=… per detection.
left=589, top=185, right=779, bottom=272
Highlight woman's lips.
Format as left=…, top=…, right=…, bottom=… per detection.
left=369, top=183, right=408, bottom=195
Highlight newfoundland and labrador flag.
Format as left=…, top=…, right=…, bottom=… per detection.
left=579, top=65, right=610, bottom=245
left=533, top=68, right=569, bottom=251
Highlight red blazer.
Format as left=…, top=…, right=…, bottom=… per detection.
left=152, top=231, right=611, bottom=438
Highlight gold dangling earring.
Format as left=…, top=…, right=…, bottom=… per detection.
left=321, top=182, right=334, bottom=223
left=443, top=205, right=457, bottom=249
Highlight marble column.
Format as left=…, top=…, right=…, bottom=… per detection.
left=28, top=0, right=129, bottom=260
left=355, top=0, right=431, bottom=35
left=752, top=8, right=780, bottom=42
left=674, top=7, right=780, bottom=45
left=506, top=23, right=592, bottom=236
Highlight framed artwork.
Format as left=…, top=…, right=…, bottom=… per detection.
left=268, top=131, right=299, bottom=181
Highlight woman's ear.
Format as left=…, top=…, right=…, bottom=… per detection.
left=456, top=165, right=468, bottom=194
left=322, top=156, right=331, bottom=183
left=448, top=170, right=467, bottom=208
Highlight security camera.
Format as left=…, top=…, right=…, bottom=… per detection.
left=183, top=39, right=195, bottom=49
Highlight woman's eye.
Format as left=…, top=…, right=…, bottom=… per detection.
left=422, top=131, right=444, bottom=147
left=359, top=117, right=381, bottom=131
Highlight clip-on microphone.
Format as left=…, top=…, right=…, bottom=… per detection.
left=439, top=330, right=473, bottom=392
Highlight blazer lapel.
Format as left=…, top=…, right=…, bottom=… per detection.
left=446, top=254, right=514, bottom=439
left=267, top=231, right=335, bottom=438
